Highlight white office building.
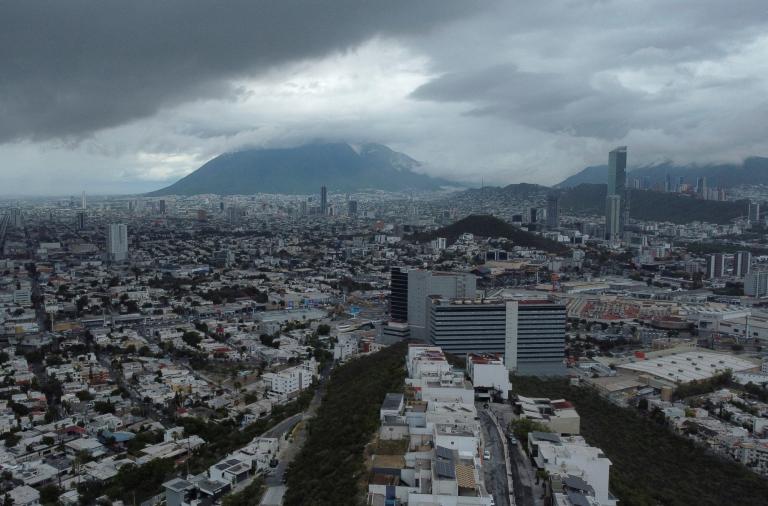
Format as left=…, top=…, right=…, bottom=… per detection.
left=107, top=223, right=129, bottom=262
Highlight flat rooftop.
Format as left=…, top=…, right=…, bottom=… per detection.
left=618, top=351, right=757, bottom=384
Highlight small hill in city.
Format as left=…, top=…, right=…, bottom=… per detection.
left=409, top=214, right=568, bottom=254
left=148, top=142, right=451, bottom=195
left=559, top=184, right=748, bottom=224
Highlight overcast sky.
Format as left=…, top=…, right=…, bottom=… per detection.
left=2, top=0, right=767, bottom=195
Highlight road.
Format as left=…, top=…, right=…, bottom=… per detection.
left=479, top=410, right=511, bottom=506
left=507, top=435, right=540, bottom=506
left=262, top=413, right=302, bottom=439
left=262, top=363, right=330, bottom=496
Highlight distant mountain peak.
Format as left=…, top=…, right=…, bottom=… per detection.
left=147, top=142, right=448, bottom=196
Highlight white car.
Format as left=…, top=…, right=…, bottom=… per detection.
left=483, top=450, right=491, bottom=460
left=489, top=496, right=495, bottom=506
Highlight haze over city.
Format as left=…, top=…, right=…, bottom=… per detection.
left=3, top=3, right=768, bottom=506
left=2, top=1, right=768, bottom=194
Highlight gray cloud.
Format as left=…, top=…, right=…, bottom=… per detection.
left=0, top=0, right=478, bottom=143
left=2, top=0, right=768, bottom=194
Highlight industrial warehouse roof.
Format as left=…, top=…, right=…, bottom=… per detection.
left=618, top=351, right=757, bottom=384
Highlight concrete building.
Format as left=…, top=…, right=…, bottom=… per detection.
left=546, top=193, right=560, bottom=229
left=466, top=353, right=512, bottom=400
left=404, top=269, right=477, bottom=340
left=735, top=251, right=752, bottom=278
left=705, top=253, right=726, bottom=279
left=320, top=185, right=328, bottom=216
left=426, top=296, right=566, bottom=376
left=745, top=270, right=768, bottom=298
left=262, top=359, right=317, bottom=399
left=605, top=194, right=622, bottom=241
left=106, top=223, right=128, bottom=262
left=528, top=433, right=617, bottom=506
left=605, top=146, right=627, bottom=241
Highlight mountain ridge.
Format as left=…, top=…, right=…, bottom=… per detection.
left=555, top=156, right=768, bottom=189
left=148, top=142, right=453, bottom=196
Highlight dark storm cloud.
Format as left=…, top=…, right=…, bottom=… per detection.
left=0, top=0, right=480, bottom=143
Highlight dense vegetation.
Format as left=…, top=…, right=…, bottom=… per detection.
left=409, top=214, right=568, bottom=254
left=671, top=371, right=733, bottom=400
left=283, top=342, right=407, bottom=505
left=559, top=184, right=747, bottom=224
left=222, top=477, right=265, bottom=506
left=512, top=376, right=768, bottom=506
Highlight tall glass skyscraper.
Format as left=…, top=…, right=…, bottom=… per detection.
left=320, top=185, right=327, bottom=216
left=605, top=146, right=627, bottom=240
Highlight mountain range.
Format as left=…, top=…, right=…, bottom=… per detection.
left=555, top=157, right=768, bottom=189
left=148, top=143, right=451, bottom=196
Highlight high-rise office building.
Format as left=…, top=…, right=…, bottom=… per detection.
left=107, top=223, right=128, bottom=262
left=529, top=207, right=538, bottom=224
left=158, top=200, right=166, bottom=214
left=76, top=211, right=86, bottom=230
left=748, top=201, right=761, bottom=222
left=696, top=177, right=707, bottom=197
left=705, top=253, right=725, bottom=279
left=426, top=296, right=566, bottom=376
left=605, top=194, right=622, bottom=241
left=320, top=186, right=328, bottom=216
left=665, top=173, right=672, bottom=193
left=299, top=200, right=308, bottom=216
left=506, top=299, right=567, bottom=376
left=735, top=251, right=752, bottom=278
left=745, top=270, right=768, bottom=298
left=605, top=146, right=627, bottom=240
left=398, top=269, right=477, bottom=340
left=607, top=146, right=627, bottom=196
left=226, top=206, right=244, bottom=225
left=389, top=267, right=409, bottom=322
left=8, top=208, right=22, bottom=228
left=81, top=191, right=87, bottom=210
left=347, top=200, right=358, bottom=217
left=546, top=193, right=560, bottom=229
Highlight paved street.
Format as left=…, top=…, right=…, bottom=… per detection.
left=507, top=431, right=545, bottom=506
left=479, top=410, right=510, bottom=506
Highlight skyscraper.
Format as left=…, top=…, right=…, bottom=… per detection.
left=605, top=146, right=627, bottom=240
left=749, top=201, right=761, bottom=222
left=404, top=269, right=477, bottom=340
left=705, top=253, right=725, bottom=279
left=347, top=200, right=358, bottom=217
left=389, top=267, right=409, bottom=322
left=607, top=146, right=627, bottom=196
left=320, top=186, right=328, bottom=216
left=605, top=194, right=621, bottom=241
left=107, top=223, right=128, bottom=262
left=745, top=270, right=768, bottom=298
left=735, top=251, right=752, bottom=278
left=546, top=193, right=560, bottom=229
left=76, top=211, right=86, bottom=230
left=81, top=191, right=87, bottom=210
